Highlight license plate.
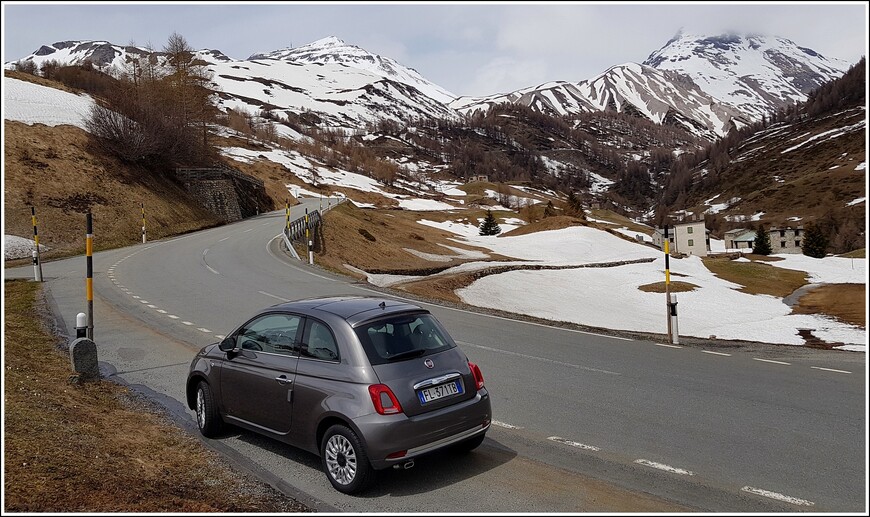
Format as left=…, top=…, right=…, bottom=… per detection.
left=418, top=381, right=463, bottom=404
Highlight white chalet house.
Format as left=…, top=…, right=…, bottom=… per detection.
left=652, top=219, right=710, bottom=256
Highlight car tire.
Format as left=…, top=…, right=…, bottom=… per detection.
left=321, top=424, right=374, bottom=494
left=195, top=381, right=223, bottom=438
left=453, top=433, right=486, bottom=453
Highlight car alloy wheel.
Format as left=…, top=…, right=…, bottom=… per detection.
left=194, top=381, right=223, bottom=438
left=321, top=424, right=373, bottom=494
left=325, top=433, right=357, bottom=485
left=196, top=389, right=206, bottom=429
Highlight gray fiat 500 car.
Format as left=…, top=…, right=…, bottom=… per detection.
left=186, top=296, right=491, bottom=494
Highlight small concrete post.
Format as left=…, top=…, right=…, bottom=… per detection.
left=32, top=250, right=42, bottom=282
left=70, top=337, right=99, bottom=381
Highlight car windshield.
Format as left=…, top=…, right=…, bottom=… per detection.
left=354, top=312, right=455, bottom=365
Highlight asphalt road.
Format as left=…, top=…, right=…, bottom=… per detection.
left=6, top=201, right=866, bottom=512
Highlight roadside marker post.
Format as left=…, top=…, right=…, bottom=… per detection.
left=664, top=225, right=673, bottom=344
left=86, top=212, right=94, bottom=340
left=141, top=202, right=146, bottom=243
left=305, top=208, right=313, bottom=265
left=31, top=206, right=43, bottom=282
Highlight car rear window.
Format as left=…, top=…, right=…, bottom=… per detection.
left=354, top=312, right=455, bottom=365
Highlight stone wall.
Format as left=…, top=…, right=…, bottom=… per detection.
left=182, top=178, right=242, bottom=222
left=175, top=165, right=268, bottom=223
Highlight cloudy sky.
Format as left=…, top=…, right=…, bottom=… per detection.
left=2, top=2, right=867, bottom=97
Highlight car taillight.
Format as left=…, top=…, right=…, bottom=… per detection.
left=469, top=361, right=484, bottom=390
left=369, top=384, right=403, bottom=415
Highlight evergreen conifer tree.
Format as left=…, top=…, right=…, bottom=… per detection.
left=544, top=201, right=556, bottom=218
left=801, top=222, right=828, bottom=258
left=566, top=192, right=582, bottom=215
left=479, top=209, right=502, bottom=236
left=753, top=224, right=772, bottom=255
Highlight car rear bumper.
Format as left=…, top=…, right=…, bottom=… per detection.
left=354, top=388, right=491, bottom=469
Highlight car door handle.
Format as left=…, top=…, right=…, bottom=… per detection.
left=275, top=375, right=293, bottom=385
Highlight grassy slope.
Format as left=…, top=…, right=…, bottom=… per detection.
left=3, top=279, right=309, bottom=512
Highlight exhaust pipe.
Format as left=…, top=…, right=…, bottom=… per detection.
left=393, top=460, right=415, bottom=469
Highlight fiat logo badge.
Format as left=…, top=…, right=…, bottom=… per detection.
left=424, top=359, right=435, bottom=369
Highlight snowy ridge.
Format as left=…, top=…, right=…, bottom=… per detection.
left=451, top=62, right=750, bottom=139
left=248, top=36, right=456, bottom=105
left=643, top=32, right=852, bottom=122
left=6, top=38, right=460, bottom=132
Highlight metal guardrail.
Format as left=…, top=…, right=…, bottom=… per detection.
left=281, top=197, right=347, bottom=261
left=285, top=210, right=322, bottom=242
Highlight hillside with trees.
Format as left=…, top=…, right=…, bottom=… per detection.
left=654, top=58, right=866, bottom=253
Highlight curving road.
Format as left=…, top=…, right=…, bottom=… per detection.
left=6, top=202, right=866, bottom=512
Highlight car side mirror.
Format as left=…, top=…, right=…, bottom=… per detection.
left=219, top=336, right=236, bottom=352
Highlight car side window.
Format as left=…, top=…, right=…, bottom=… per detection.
left=235, top=313, right=302, bottom=356
left=301, top=319, right=339, bottom=361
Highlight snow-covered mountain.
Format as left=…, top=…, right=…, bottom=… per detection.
left=452, top=32, right=851, bottom=139
left=5, top=38, right=460, bottom=131
left=5, top=33, right=853, bottom=140
left=643, top=32, right=852, bottom=122
left=451, top=62, right=751, bottom=140
left=248, top=36, right=456, bottom=105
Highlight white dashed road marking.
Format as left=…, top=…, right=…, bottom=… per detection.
left=702, top=350, right=731, bottom=356
left=492, top=421, right=522, bottom=429
left=753, top=358, right=791, bottom=366
left=634, top=459, right=694, bottom=476
left=458, top=341, right=620, bottom=376
left=259, top=291, right=291, bottom=302
left=741, top=486, right=814, bottom=506
left=548, top=436, right=600, bottom=451
left=810, top=366, right=851, bottom=374
left=655, top=343, right=682, bottom=349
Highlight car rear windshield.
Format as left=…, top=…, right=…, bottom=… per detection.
left=354, top=312, right=456, bottom=365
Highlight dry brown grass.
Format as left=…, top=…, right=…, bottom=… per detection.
left=792, top=283, right=866, bottom=328
left=3, top=279, right=309, bottom=513
left=637, top=281, right=699, bottom=293
left=701, top=256, right=808, bottom=297
left=501, top=215, right=587, bottom=236
left=4, top=121, right=222, bottom=263
left=587, top=209, right=654, bottom=235
left=839, top=248, right=866, bottom=259
left=315, top=202, right=514, bottom=277
left=399, top=272, right=479, bottom=304
left=701, top=256, right=866, bottom=328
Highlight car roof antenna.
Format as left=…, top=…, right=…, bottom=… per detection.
left=379, top=301, right=386, bottom=309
